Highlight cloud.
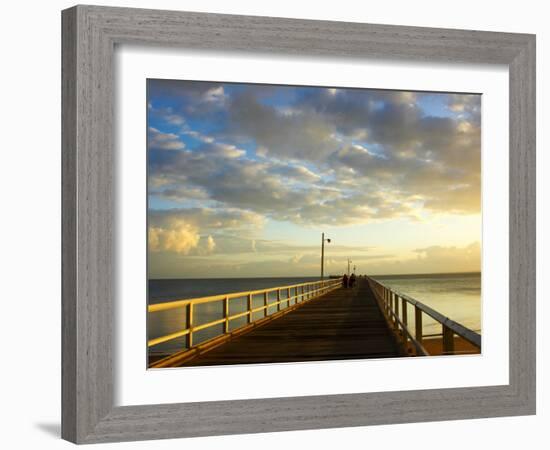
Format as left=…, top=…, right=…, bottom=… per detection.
left=148, top=80, right=481, bottom=276
left=148, top=79, right=229, bottom=118
left=149, top=135, right=426, bottom=226
left=148, top=222, right=200, bottom=254
left=358, top=242, right=481, bottom=275
left=149, top=207, right=265, bottom=233
left=223, top=90, right=340, bottom=161
left=150, top=85, right=480, bottom=222
left=148, top=127, right=185, bottom=150
left=200, top=142, right=246, bottom=159
left=148, top=104, right=187, bottom=126
left=413, top=241, right=480, bottom=266
left=181, top=129, right=215, bottom=143
left=147, top=81, right=482, bottom=278
left=148, top=224, right=218, bottom=256
left=202, top=86, right=226, bottom=104
left=206, top=235, right=216, bottom=253
left=149, top=145, right=321, bottom=218
left=148, top=246, right=395, bottom=279
left=269, top=163, right=321, bottom=182
left=148, top=207, right=265, bottom=256
left=447, top=93, right=481, bottom=124
left=149, top=184, right=209, bottom=202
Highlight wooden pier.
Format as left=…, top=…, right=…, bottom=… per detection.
left=148, top=277, right=481, bottom=368
left=183, top=278, right=398, bottom=366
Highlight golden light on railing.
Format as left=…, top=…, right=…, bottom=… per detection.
left=148, top=279, right=342, bottom=355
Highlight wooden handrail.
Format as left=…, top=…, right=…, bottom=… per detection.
left=148, top=279, right=339, bottom=312
left=148, top=279, right=341, bottom=350
left=380, top=288, right=481, bottom=347
left=366, top=275, right=481, bottom=356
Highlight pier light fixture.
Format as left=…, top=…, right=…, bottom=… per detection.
left=321, top=233, right=331, bottom=280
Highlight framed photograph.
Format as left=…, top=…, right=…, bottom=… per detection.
left=62, top=5, right=536, bottom=444
left=145, top=79, right=483, bottom=369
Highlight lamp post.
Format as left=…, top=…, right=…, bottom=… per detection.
left=321, top=233, right=331, bottom=280
left=347, top=258, right=353, bottom=277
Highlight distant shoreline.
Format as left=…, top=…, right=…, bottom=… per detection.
left=149, top=271, right=481, bottom=282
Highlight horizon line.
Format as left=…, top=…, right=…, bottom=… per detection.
left=148, top=270, right=481, bottom=281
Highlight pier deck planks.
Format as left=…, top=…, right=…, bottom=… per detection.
left=182, top=279, right=399, bottom=367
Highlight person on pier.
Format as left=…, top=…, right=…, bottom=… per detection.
left=342, top=274, right=349, bottom=288
left=349, top=273, right=356, bottom=288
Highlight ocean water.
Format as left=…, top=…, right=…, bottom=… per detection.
left=147, top=273, right=481, bottom=356
left=372, top=272, right=481, bottom=337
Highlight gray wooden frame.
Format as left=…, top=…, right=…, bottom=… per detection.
left=62, top=5, right=536, bottom=444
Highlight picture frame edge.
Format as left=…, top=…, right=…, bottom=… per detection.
left=61, top=5, right=536, bottom=444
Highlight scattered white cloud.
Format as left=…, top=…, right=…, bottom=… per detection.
left=148, top=127, right=185, bottom=150
left=182, top=129, right=215, bottom=143
left=203, top=86, right=226, bottom=103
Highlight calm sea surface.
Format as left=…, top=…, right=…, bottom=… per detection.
left=372, top=272, right=481, bottom=337
left=148, top=273, right=481, bottom=355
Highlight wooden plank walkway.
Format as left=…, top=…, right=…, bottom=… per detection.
left=181, top=278, right=400, bottom=367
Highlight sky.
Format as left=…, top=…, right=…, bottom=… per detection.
left=147, top=79, right=481, bottom=279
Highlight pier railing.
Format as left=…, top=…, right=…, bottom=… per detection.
left=148, top=278, right=341, bottom=365
left=366, top=276, right=481, bottom=356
